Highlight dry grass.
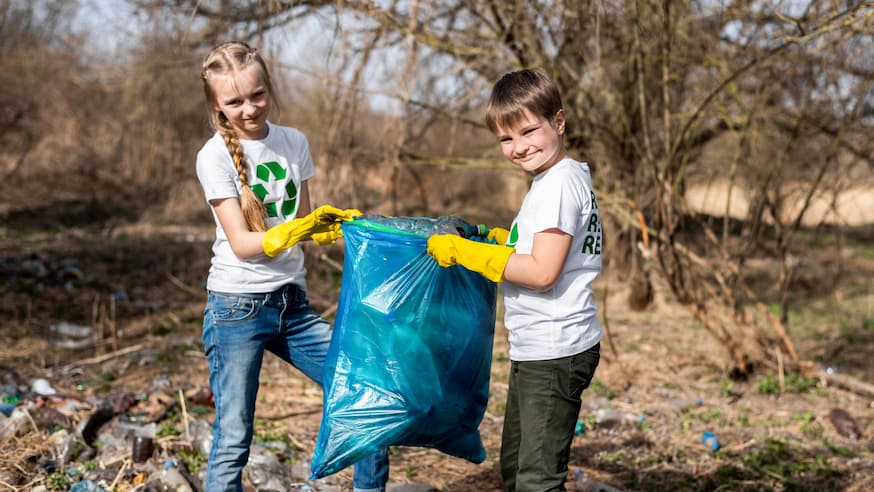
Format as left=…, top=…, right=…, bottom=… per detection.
left=0, top=183, right=872, bottom=491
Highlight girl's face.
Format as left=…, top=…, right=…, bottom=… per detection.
left=495, top=108, right=566, bottom=174
left=211, top=64, right=271, bottom=140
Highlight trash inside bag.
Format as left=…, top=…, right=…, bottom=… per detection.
left=310, top=215, right=498, bottom=479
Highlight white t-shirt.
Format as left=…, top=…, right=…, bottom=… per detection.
left=502, top=158, right=603, bottom=361
left=195, top=122, right=315, bottom=293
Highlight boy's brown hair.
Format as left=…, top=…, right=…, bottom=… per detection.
left=484, top=69, right=563, bottom=134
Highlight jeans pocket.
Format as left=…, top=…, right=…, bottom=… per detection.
left=207, top=292, right=263, bottom=323
left=568, top=344, right=601, bottom=398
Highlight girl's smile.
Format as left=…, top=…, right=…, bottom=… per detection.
left=211, top=64, right=271, bottom=140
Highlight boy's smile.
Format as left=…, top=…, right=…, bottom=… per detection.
left=496, top=108, right=567, bottom=174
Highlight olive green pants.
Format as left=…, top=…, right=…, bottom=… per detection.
left=500, top=344, right=600, bottom=492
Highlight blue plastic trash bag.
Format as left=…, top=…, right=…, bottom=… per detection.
left=310, top=215, right=498, bottom=479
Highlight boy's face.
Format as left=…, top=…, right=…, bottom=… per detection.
left=495, top=108, right=566, bottom=174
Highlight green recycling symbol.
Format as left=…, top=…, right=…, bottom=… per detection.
left=506, top=223, right=519, bottom=248
left=250, top=161, right=297, bottom=217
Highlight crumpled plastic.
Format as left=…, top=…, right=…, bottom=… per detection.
left=310, top=216, right=498, bottom=479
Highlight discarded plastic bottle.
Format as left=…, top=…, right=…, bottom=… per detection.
left=574, top=470, right=624, bottom=492
left=828, top=408, right=861, bottom=440
left=665, top=398, right=703, bottom=411
left=162, top=460, right=193, bottom=492
left=131, top=435, right=154, bottom=463
left=456, top=223, right=489, bottom=239
left=701, top=431, right=720, bottom=451
left=592, top=408, right=644, bottom=428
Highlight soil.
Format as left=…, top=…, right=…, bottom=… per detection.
left=0, top=216, right=872, bottom=491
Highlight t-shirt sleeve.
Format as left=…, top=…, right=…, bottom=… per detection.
left=290, top=128, right=316, bottom=182
left=532, top=167, right=591, bottom=236
left=195, top=141, right=239, bottom=203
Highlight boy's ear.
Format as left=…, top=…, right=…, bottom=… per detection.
left=554, top=109, right=566, bottom=135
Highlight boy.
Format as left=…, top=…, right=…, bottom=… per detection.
left=428, top=69, right=602, bottom=491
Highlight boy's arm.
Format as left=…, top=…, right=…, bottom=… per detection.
left=503, top=229, right=572, bottom=290
left=427, top=228, right=571, bottom=289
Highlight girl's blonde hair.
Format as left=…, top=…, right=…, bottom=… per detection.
left=201, top=41, right=279, bottom=232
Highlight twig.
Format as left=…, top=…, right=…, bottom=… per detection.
left=318, top=253, right=344, bottom=273
left=260, top=407, right=322, bottom=421
left=777, top=348, right=785, bottom=394
left=109, top=459, right=130, bottom=490
left=179, top=389, right=190, bottom=441
left=166, top=272, right=206, bottom=298
left=22, top=407, right=38, bottom=434
left=320, top=303, right=339, bottom=320
left=65, top=343, right=147, bottom=368
left=819, top=371, right=874, bottom=399
left=600, top=282, right=619, bottom=359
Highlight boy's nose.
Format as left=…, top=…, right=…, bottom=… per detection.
left=513, top=142, right=527, bottom=157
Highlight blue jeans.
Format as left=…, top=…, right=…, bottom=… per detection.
left=202, top=284, right=389, bottom=492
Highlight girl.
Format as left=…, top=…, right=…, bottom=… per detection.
left=196, top=41, right=388, bottom=492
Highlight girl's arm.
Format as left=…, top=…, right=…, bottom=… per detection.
left=211, top=198, right=268, bottom=260
left=502, top=228, right=572, bottom=290
left=213, top=181, right=314, bottom=260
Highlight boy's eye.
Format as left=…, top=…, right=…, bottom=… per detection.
left=499, top=137, right=512, bottom=143
left=523, top=127, right=538, bottom=135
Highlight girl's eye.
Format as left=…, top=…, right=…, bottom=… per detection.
left=500, top=137, right=512, bottom=143
left=523, top=127, right=537, bottom=135
left=253, top=91, right=266, bottom=98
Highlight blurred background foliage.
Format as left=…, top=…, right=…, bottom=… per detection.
left=2, top=0, right=873, bottom=375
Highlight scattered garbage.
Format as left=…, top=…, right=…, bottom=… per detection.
left=131, top=435, right=154, bottom=463
left=661, top=398, right=703, bottom=413
left=0, top=382, right=353, bottom=491
left=828, top=407, right=862, bottom=440
left=162, top=460, right=194, bottom=492
left=573, top=469, right=624, bottom=492
left=591, top=408, right=644, bottom=428
left=701, top=431, right=720, bottom=451
left=31, top=378, right=59, bottom=396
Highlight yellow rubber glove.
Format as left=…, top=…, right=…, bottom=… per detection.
left=311, top=223, right=344, bottom=246
left=427, top=234, right=514, bottom=282
left=263, top=205, right=361, bottom=256
left=487, top=227, right=510, bottom=246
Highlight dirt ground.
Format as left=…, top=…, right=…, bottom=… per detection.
left=1, top=214, right=872, bottom=491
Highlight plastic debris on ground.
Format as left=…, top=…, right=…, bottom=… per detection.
left=310, top=215, right=498, bottom=479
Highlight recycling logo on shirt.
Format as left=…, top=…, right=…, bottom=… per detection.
left=250, top=161, right=298, bottom=217
left=506, top=223, right=519, bottom=248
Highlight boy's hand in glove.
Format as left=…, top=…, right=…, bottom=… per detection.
left=427, top=234, right=514, bottom=282
left=486, top=227, right=510, bottom=246
left=456, top=224, right=511, bottom=246
left=263, top=205, right=361, bottom=256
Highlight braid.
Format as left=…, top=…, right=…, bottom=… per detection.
left=218, top=118, right=268, bottom=232
left=202, top=41, right=276, bottom=233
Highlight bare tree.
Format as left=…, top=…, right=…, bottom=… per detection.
left=130, top=0, right=874, bottom=376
